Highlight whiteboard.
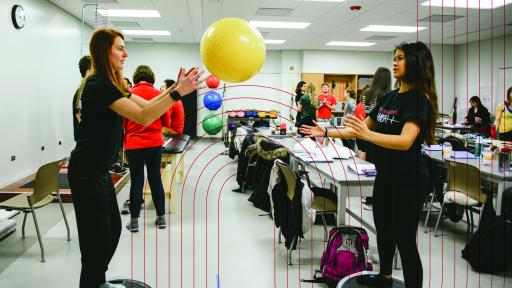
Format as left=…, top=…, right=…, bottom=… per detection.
left=497, top=67, right=512, bottom=104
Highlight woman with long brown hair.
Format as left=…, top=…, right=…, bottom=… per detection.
left=68, top=28, right=203, bottom=288
left=297, top=82, right=319, bottom=132
left=301, top=41, right=438, bottom=287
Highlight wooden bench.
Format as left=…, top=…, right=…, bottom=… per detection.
left=144, top=134, right=190, bottom=214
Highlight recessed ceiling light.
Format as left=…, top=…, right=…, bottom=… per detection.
left=360, top=25, right=427, bottom=33
left=326, top=41, right=376, bottom=47
left=303, top=0, right=346, bottom=2
left=122, top=30, right=170, bottom=36
left=422, top=0, right=512, bottom=9
left=97, top=9, right=161, bottom=18
left=264, top=39, right=286, bottom=44
left=250, top=21, right=310, bottom=29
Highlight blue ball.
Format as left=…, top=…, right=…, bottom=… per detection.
left=203, top=91, right=223, bottom=110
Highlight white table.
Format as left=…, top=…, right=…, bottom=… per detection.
left=266, top=137, right=376, bottom=226
left=426, top=150, right=512, bottom=215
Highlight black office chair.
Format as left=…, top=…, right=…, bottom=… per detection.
left=439, top=135, right=467, bottom=151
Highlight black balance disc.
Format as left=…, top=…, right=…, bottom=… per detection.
left=108, top=277, right=152, bottom=288
left=337, top=271, right=405, bottom=288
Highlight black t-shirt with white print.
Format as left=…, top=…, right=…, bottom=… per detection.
left=70, top=75, right=124, bottom=172
left=368, top=89, right=431, bottom=181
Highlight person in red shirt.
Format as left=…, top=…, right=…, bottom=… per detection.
left=124, top=65, right=169, bottom=232
left=317, top=83, right=337, bottom=123
left=160, top=79, right=185, bottom=135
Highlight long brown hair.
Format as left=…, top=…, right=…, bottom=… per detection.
left=365, top=67, right=391, bottom=106
left=76, top=28, right=128, bottom=106
left=306, top=83, right=319, bottom=109
left=395, top=41, right=439, bottom=145
left=89, top=28, right=127, bottom=93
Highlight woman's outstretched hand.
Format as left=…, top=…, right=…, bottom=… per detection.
left=175, top=66, right=206, bottom=96
left=299, top=120, right=325, bottom=137
left=344, top=115, right=372, bottom=141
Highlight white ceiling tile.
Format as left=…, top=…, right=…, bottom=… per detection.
left=48, top=0, right=512, bottom=50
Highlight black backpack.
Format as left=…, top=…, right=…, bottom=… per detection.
left=461, top=199, right=512, bottom=273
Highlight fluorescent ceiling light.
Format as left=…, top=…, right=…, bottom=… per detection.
left=421, top=0, right=512, bottom=9
left=361, top=25, right=427, bottom=33
left=303, top=0, right=346, bottom=2
left=264, top=39, right=286, bottom=44
left=97, top=9, right=161, bottom=18
left=122, top=30, right=171, bottom=36
left=250, top=21, right=310, bottom=29
left=326, top=41, right=376, bottom=47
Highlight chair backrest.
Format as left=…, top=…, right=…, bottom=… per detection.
left=440, top=135, right=467, bottom=151
left=275, top=160, right=297, bottom=200
left=444, top=159, right=487, bottom=204
left=29, top=159, right=64, bottom=204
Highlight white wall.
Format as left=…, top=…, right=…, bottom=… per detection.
left=454, top=36, right=512, bottom=118
left=430, top=44, right=457, bottom=115
left=303, top=50, right=392, bottom=74
left=0, top=0, right=85, bottom=187
left=124, top=43, right=456, bottom=135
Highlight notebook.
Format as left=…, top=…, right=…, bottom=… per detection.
left=295, top=152, right=333, bottom=163
left=450, top=151, right=475, bottom=159
left=424, top=144, right=442, bottom=151
left=348, top=163, right=376, bottom=175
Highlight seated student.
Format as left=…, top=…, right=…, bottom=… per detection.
left=160, top=79, right=185, bottom=135
left=494, top=87, right=512, bottom=141
left=463, top=96, right=490, bottom=136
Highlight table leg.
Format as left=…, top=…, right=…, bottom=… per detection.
left=336, top=182, right=347, bottom=225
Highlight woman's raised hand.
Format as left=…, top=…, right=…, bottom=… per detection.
left=175, top=66, right=206, bottom=96
left=299, top=121, right=325, bottom=137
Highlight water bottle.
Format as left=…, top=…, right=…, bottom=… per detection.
left=474, top=136, right=483, bottom=158
left=442, top=142, right=453, bottom=158
left=498, top=147, right=511, bottom=172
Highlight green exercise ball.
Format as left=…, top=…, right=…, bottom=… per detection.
left=202, top=114, right=223, bottom=135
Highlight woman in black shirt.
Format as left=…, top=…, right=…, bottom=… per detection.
left=69, top=28, right=203, bottom=288
left=301, top=41, right=438, bottom=288
left=294, top=81, right=306, bottom=127
left=463, top=96, right=491, bottom=136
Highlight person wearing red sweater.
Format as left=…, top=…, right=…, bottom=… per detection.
left=317, top=83, right=337, bottom=123
left=160, top=79, right=185, bottom=135
left=124, top=65, right=170, bottom=232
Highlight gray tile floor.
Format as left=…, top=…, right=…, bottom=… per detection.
left=0, top=140, right=510, bottom=287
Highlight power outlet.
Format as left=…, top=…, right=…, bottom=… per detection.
left=11, top=155, right=15, bottom=161
left=41, top=146, right=45, bottom=151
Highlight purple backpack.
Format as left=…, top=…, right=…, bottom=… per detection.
left=320, top=226, right=373, bottom=286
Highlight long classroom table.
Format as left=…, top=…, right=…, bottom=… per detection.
left=256, top=128, right=376, bottom=227
left=426, top=150, right=511, bottom=215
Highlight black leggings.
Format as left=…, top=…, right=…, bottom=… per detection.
left=126, top=146, right=165, bottom=217
left=372, top=175, right=427, bottom=288
left=68, top=166, right=121, bottom=288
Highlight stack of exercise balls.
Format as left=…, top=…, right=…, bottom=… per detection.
left=200, top=17, right=266, bottom=135
left=202, top=75, right=223, bottom=135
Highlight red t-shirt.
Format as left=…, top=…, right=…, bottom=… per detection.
left=165, top=101, right=185, bottom=135
left=124, top=82, right=167, bottom=150
left=317, top=94, right=337, bottom=119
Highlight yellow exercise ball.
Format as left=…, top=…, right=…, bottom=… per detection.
left=200, top=18, right=266, bottom=83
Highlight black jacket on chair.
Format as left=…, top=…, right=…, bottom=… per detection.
left=271, top=171, right=304, bottom=250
